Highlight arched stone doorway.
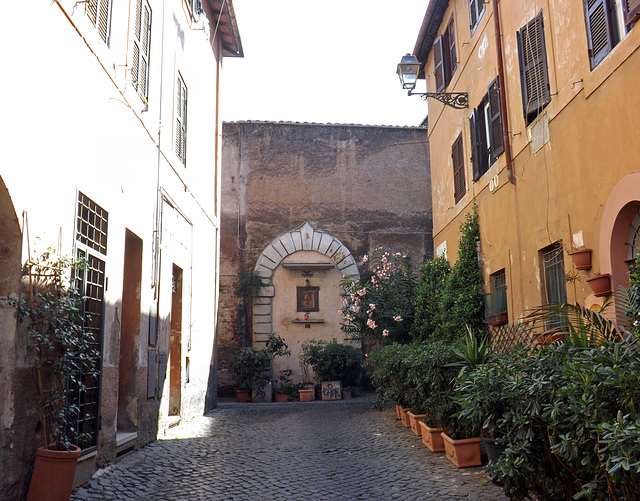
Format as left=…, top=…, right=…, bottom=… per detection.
left=599, top=173, right=640, bottom=315
left=252, top=222, right=360, bottom=383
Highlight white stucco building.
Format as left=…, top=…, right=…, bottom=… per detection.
left=0, top=1, right=242, bottom=497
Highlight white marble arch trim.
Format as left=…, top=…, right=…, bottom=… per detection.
left=252, top=221, right=360, bottom=346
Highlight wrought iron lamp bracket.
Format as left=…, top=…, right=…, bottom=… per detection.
left=408, top=90, right=469, bottom=109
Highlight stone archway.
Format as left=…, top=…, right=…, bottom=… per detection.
left=252, top=222, right=360, bottom=349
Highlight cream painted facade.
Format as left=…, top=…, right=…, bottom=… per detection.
left=413, top=0, right=640, bottom=328
left=0, top=1, right=242, bottom=498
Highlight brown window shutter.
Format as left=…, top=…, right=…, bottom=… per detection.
left=624, top=0, right=640, bottom=25
left=433, top=35, right=445, bottom=92
left=585, top=0, right=614, bottom=68
left=488, top=77, right=504, bottom=159
left=518, top=11, right=551, bottom=121
left=447, top=17, right=457, bottom=78
left=452, top=134, right=466, bottom=203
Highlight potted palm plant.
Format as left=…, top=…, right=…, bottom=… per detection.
left=13, top=249, right=98, bottom=501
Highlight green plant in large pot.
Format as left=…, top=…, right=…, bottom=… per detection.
left=12, top=250, right=99, bottom=501
left=300, top=339, right=364, bottom=399
left=229, top=346, right=270, bottom=401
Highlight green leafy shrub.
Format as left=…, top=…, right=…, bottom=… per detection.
left=339, top=249, right=416, bottom=346
left=440, top=207, right=485, bottom=341
left=12, top=249, right=98, bottom=451
left=480, top=340, right=640, bottom=501
left=299, top=339, right=364, bottom=386
left=411, top=256, right=451, bottom=341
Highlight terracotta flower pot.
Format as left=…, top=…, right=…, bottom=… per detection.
left=236, top=389, right=250, bottom=403
left=568, top=248, right=592, bottom=270
left=407, top=412, right=427, bottom=437
left=27, top=445, right=81, bottom=501
left=400, top=408, right=411, bottom=428
left=441, top=432, right=482, bottom=468
left=274, top=393, right=289, bottom=402
left=586, top=273, right=612, bottom=297
left=395, top=403, right=402, bottom=419
left=419, top=421, right=445, bottom=452
left=299, top=389, right=313, bottom=402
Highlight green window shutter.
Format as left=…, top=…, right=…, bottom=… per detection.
left=175, top=76, right=188, bottom=164
left=517, top=11, right=551, bottom=122
left=87, top=0, right=112, bottom=46
left=624, top=0, right=640, bottom=25
left=132, top=0, right=152, bottom=102
left=488, top=77, right=504, bottom=160
left=585, top=0, right=615, bottom=68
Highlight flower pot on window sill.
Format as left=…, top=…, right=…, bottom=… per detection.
left=586, top=273, right=612, bottom=297
left=569, top=248, right=592, bottom=270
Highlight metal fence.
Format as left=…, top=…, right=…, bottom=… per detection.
left=489, top=322, right=539, bottom=353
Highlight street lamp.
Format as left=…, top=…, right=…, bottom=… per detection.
left=396, top=54, right=468, bottom=109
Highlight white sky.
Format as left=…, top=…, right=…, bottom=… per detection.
left=221, top=0, right=430, bottom=127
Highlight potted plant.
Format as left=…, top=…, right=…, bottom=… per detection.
left=274, top=369, right=298, bottom=402
left=12, top=250, right=99, bottom=501
left=229, top=346, right=270, bottom=402
left=299, top=339, right=364, bottom=400
left=230, top=333, right=290, bottom=402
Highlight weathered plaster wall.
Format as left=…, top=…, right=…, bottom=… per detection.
left=219, top=121, right=431, bottom=392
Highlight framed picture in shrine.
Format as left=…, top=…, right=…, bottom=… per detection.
left=297, top=285, right=319, bottom=312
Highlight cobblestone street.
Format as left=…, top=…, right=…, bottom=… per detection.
left=72, top=394, right=507, bottom=500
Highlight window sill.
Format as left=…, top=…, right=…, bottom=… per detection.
left=584, top=24, right=640, bottom=99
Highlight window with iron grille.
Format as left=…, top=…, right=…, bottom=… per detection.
left=485, top=270, right=507, bottom=325
left=132, top=0, right=152, bottom=103
left=517, top=11, right=551, bottom=125
left=175, top=74, right=188, bottom=164
left=87, top=0, right=113, bottom=46
left=70, top=193, right=108, bottom=450
left=433, top=16, right=457, bottom=92
left=469, top=0, right=486, bottom=34
left=541, top=243, right=568, bottom=329
left=470, top=77, right=504, bottom=181
left=77, top=192, right=108, bottom=255
left=452, top=133, right=466, bottom=203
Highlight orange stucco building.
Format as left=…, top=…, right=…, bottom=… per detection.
left=411, top=0, right=640, bottom=330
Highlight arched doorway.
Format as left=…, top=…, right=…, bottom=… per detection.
left=599, top=174, right=640, bottom=315
left=252, top=222, right=360, bottom=382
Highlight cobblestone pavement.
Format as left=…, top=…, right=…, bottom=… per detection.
left=72, top=394, right=508, bottom=500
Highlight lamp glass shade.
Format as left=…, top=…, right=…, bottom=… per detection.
left=397, top=54, right=421, bottom=90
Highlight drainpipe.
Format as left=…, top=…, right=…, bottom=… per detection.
left=492, top=0, right=515, bottom=185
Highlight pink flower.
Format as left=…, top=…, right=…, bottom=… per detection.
left=366, top=318, right=377, bottom=330
left=369, top=303, right=376, bottom=311
left=393, top=316, right=403, bottom=322
left=352, top=305, right=360, bottom=313
left=362, top=254, right=368, bottom=263
left=383, top=329, right=389, bottom=337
